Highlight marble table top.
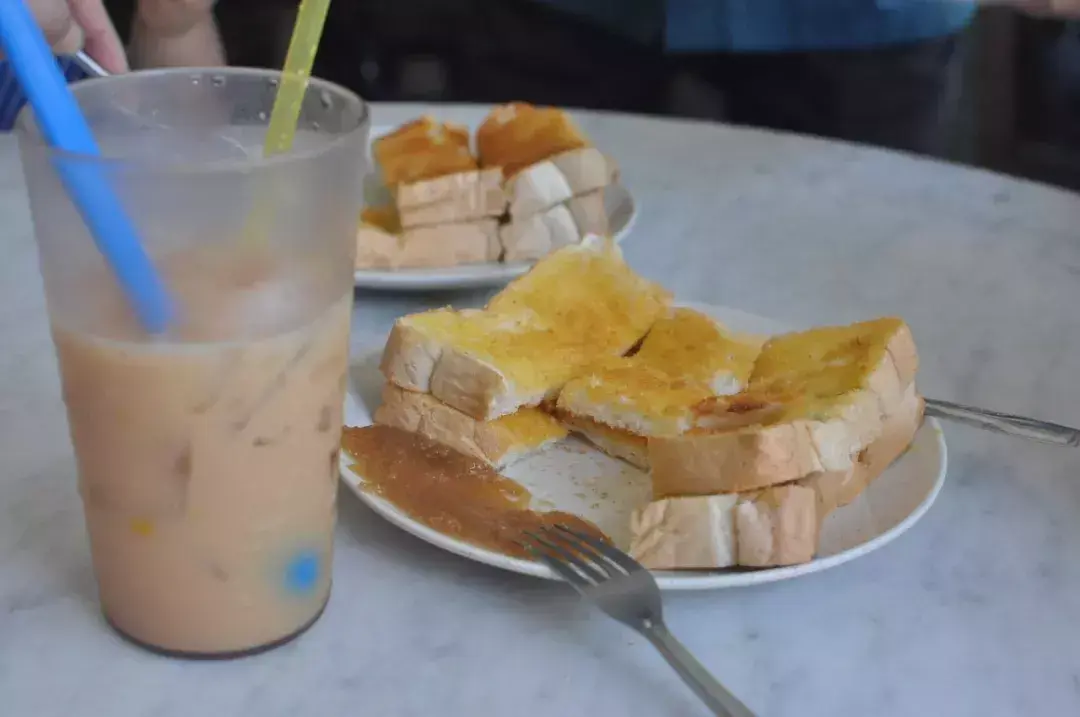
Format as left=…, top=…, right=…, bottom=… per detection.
left=2, top=102, right=1079, bottom=717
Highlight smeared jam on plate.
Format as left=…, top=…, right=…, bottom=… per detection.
left=341, top=425, right=608, bottom=559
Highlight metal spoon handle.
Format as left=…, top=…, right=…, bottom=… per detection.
left=925, top=398, right=1080, bottom=447
left=71, top=50, right=110, bottom=78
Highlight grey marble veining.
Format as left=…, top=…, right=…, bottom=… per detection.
left=2, top=103, right=1079, bottom=717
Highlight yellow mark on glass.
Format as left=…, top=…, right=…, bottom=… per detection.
left=130, top=518, right=155, bottom=537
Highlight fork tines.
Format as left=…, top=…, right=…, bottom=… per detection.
left=523, top=525, right=642, bottom=588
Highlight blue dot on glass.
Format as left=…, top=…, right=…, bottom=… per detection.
left=284, top=550, right=320, bottom=595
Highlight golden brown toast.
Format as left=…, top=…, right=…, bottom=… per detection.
left=374, top=116, right=479, bottom=186
left=477, top=103, right=590, bottom=178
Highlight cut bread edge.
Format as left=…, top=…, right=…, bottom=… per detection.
left=373, top=384, right=567, bottom=469
left=648, top=321, right=919, bottom=496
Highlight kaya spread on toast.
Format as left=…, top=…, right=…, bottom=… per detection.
left=359, top=106, right=619, bottom=271
left=380, top=238, right=671, bottom=421
left=353, top=238, right=926, bottom=572
left=648, top=317, right=919, bottom=497
left=557, top=309, right=764, bottom=444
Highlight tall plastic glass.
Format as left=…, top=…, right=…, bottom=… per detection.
left=16, top=68, right=368, bottom=657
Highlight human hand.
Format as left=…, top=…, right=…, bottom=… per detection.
left=28, top=0, right=128, bottom=73
left=134, top=0, right=217, bottom=37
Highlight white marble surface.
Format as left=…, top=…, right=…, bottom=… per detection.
left=2, top=102, right=1079, bottom=717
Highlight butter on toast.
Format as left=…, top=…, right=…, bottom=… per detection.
left=648, top=318, right=920, bottom=497
left=555, top=309, right=763, bottom=467
left=629, top=384, right=924, bottom=570
left=476, top=103, right=590, bottom=178
left=356, top=206, right=500, bottom=270
left=380, top=238, right=671, bottom=421
left=374, top=385, right=567, bottom=469
left=373, top=117, right=507, bottom=228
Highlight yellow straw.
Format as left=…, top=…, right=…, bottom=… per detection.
left=264, top=0, right=333, bottom=156
left=243, top=0, right=333, bottom=245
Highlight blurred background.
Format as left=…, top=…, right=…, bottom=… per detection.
left=105, top=0, right=1080, bottom=190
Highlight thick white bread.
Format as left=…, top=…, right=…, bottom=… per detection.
left=559, top=413, right=649, bottom=471
left=799, top=383, right=925, bottom=516
left=505, top=148, right=614, bottom=219
left=499, top=189, right=610, bottom=263
left=355, top=222, right=399, bottom=270
left=628, top=484, right=818, bottom=570
left=557, top=309, right=763, bottom=438
left=396, top=168, right=506, bottom=228
left=356, top=218, right=500, bottom=270
left=735, top=485, right=819, bottom=567
left=505, top=161, right=573, bottom=219
left=550, top=147, right=616, bottom=196
left=500, top=204, right=579, bottom=263
left=374, top=385, right=567, bottom=469
left=380, top=238, right=671, bottom=420
left=566, top=190, right=609, bottom=237
left=629, top=494, right=738, bottom=569
left=649, top=318, right=919, bottom=497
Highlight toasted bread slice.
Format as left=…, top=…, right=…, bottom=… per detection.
left=374, top=385, right=567, bottom=469
left=505, top=148, right=615, bottom=219
left=373, top=117, right=507, bottom=227
left=374, top=117, right=476, bottom=186
left=798, top=383, right=925, bottom=517
left=648, top=318, right=918, bottom=497
left=499, top=189, right=610, bottom=263
left=356, top=208, right=500, bottom=270
left=629, top=484, right=817, bottom=570
left=499, top=204, right=580, bottom=263
left=557, top=309, right=763, bottom=438
left=380, top=238, right=671, bottom=420
left=477, top=103, right=590, bottom=178
left=396, top=167, right=506, bottom=229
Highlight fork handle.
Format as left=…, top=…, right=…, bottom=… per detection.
left=643, top=621, right=757, bottom=717
left=924, top=398, right=1080, bottom=447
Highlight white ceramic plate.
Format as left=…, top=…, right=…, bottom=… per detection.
left=339, top=304, right=948, bottom=590
left=354, top=121, right=637, bottom=292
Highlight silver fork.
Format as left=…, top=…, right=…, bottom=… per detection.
left=525, top=525, right=756, bottom=717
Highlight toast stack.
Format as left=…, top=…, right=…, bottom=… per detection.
left=479, top=103, right=618, bottom=262
left=357, top=104, right=619, bottom=271
left=356, top=117, right=506, bottom=270
left=368, top=242, right=926, bottom=571
left=375, top=237, right=670, bottom=466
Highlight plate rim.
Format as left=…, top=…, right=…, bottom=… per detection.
left=339, top=304, right=949, bottom=590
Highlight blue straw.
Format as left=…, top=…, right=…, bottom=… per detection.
left=0, top=0, right=172, bottom=333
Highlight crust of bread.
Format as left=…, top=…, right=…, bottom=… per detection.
left=357, top=219, right=500, bottom=270
left=355, top=223, right=401, bottom=270
left=505, top=161, right=574, bottom=219
left=381, top=240, right=671, bottom=420
left=396, top=168, right=507, bottom=228
left=559, top=413, right=649, bottom=470
left=627, top=484, right=819, bottom=570
left=629, top=494, right=739, bottom=569
left=735, top=484, right=819, bottom=567
left=505, top=148, right=614, bottom=220
left=649, top=321, right=919, bottom=497
left=550, top=147, right=615, bottom=196
left=374, top=385, right=567, bottom=469
left=500, top=204, right=581, bottom=263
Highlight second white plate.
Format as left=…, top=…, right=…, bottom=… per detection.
left=353, top=182, right=636, bottom=291
left=339, top=304, right=948, bottom=590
